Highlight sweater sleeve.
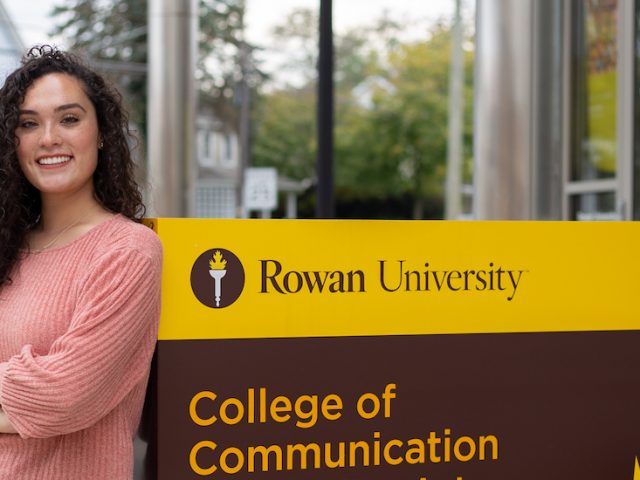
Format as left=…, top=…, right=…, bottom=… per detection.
left=0, top=242, right=162, bottom=439
left=0, top=362, right=7, bottom=402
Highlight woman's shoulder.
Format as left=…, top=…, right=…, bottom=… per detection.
left=89, top=214, right=162, bottom=262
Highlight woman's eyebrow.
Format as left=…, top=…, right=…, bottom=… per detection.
left=55, top=103, right=87, bottom=113
left=18, top=103, right=88, bottom=115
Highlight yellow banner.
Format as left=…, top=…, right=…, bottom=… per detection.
left=148, top=219, right=639, bottom=340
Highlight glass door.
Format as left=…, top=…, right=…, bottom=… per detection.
left=566, top=0, right=634, bottom=220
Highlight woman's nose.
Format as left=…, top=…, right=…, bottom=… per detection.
left=39, top=123, right=62, bottom=147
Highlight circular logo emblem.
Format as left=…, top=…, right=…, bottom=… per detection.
left=190, top=248, right=245, bottom=308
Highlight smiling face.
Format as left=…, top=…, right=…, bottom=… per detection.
left=15, top=73, right=100, bottom=201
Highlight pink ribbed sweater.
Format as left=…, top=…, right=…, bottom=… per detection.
left=0, top=215, right=162, bottom=479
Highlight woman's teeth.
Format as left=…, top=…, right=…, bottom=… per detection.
left=38, top=156, right=71, bottom=165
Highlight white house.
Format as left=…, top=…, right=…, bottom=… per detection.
left=193, top=103, right=241, bottom=218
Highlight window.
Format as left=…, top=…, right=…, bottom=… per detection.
left=567, top=0, right=632, bottom=220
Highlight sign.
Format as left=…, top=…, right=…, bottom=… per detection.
left=149, top=219, right=640, bottom=479
left=243, top=167, right=277, bottom=211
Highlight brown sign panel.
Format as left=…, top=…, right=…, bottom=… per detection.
left=155, top=331, right=640, bottom=479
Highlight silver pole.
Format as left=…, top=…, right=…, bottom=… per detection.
left=237, top=40, right=250, bottom=218
left=473, top=0, right=534, bottom=219
left=147, top=0, right=197, bottom=217
left=445, top=0, right=464, bottom=220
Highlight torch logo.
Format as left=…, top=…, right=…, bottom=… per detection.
left=208, top=251, right=227, bottom=307
left=190, top=248, right=245, bottom=308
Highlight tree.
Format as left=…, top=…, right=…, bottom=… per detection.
left=251, top=11, right=474, bottom=219
left=50, top=0, right=252, bottom=136
left=336, top=24, right=475, bottom=219
left=251, top=9, right=387, bottom=183
left=251, top=86, right=316, bottom=180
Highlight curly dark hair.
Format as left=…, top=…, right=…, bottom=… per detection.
left=0, top=45, right=146, bottom=287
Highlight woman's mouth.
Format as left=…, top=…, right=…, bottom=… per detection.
left=37, top=155, right=72, bottom=166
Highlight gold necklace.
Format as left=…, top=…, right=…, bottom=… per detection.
left=32, top=209, right=96, bottom=253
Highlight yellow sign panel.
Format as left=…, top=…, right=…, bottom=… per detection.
left=149, top=219, right=639, bottom=340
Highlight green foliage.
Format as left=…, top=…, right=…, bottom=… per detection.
left=338, top=37, right=449, bottom=197
left=270, top=8, right=319, bottom=84
left=251, top=86, right=316, bottom=180
left=197, top=0, right=250, bottom=98
left=252, top=14, right=475, bottom=219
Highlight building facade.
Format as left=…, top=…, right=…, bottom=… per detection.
left=474, top=0, right=638, bottom=220
left=193, top=107, right=241, bottom=218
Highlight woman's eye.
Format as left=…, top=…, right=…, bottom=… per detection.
left=62, top=115, right=79, bottom=124
left=19, top=120, right=37, bottom=129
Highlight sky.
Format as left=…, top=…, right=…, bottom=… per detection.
left=4, top=0, right=61, bottom=47
left=5, top=0, right=460, bottom=49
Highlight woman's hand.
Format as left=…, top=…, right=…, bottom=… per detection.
left=0, top=409, right=18, bottom=434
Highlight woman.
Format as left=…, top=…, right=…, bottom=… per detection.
left=0, top=46, right=162, bottom=479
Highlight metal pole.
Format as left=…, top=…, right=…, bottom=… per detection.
left=237, top=39, right=251, bottom=218
left=316, top=0, right=334, bottom=218
left=445, top=0, right=463, bottom=220
left=473, top=0, right=534, bottom=219
left=147, top=0, right=197, bottom=217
